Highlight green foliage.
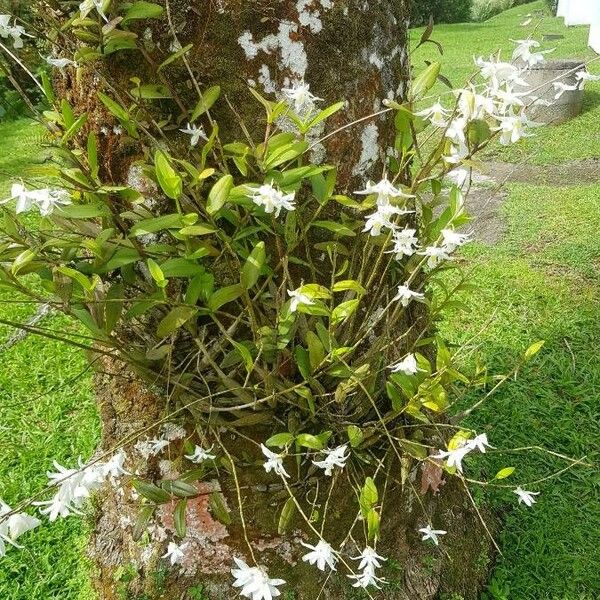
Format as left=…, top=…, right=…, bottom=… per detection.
left=470, top=0, right=537, bottom=22
left=411, top=0, right=473, bottom=26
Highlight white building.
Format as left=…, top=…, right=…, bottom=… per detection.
left=556, top=0, right=600, bottom=54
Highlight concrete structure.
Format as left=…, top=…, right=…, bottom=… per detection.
left=520, top=60, right=585, bottom=124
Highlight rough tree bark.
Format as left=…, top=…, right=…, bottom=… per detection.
left=57, top=1, right=493, bottom=598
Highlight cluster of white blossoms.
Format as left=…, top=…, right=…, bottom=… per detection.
left=355, top=177, right=415, bottom=237
left=433, top=433, right=493, bottom=474
left=33, top=451, right=128, bottom=521
left=229, top=544, right=387, bottom=597
left=312, top=444, right=350, bottom=476
left=353, top=175, right=471, bottom=279
left=247, top=183, right=296, bottom=218
left=348, top=546, right=387, bottom=589
left=554, top=69, right=600, bottom=99
left=511, top=39, right=554, bottom=68
left=3, top=183, right=71, bottom=217
left=0, top=14, right=29, bottom=49
left=416, top=39, right=570, bottom=162
left=0, top=501, right=40, bottom=558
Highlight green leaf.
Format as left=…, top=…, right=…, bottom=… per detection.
left=298, top=284, right=331, bottom=300
left=331, top=299, right=360, bottom=326
left=132, top=480, right=171, bottom=504
left=156, top=306, right=197, bottom=338
left=207, top=284, right=243, bottom=312
left=87, top=132, right=98, bottom=178
left=158, top=44, right=193, bottom=71
left=264, top=141, right=308, bottom=170
left=97, top=91, right=128, bottom=121
left=184, top=271, right=214, bottom=305
left=412, top=62, right=441, bottom=100
left=332, top=279, right=366, bottom=295
left=359, top=477, right=378, bottom=518
left=306, top=331, right=325, bottom=372
left=312, top=220, right=356, bottom=237
left=40, top=71, right=55, bottom=104
left=147, top=258, right=167, bottom=288
left=174, top=499, right=187, bottom=538
left=161, top=480, right=198, bottom=498
left=130, top=213, right=183, bottom=236
left=266, top=433, right=295, bottom=448
left=524, top=340, right=545, bottom=360
left=367, top=508, right=380, bottom=542
left=306, top=101, right=345, bottom=130
left=62, top=113, right=88, bottom=145
left=296, top=433, right=323, bottom=450
left=495, top=467, right=515, bottom=480
left=57, top=266, right=96, bottom=292
left=132, top=505, right=155, bottom=541
left=209, top=491, right=232, bottom=525
left=398, top=438, right=428, bottom=460
left=122, top=1, right=164, bottom=22
left=11, top=249, right=36, bottom=275
left=232, top=340, right=254, bottom=374
left=130, top=84, right=171, bottom=100
left=347, top=425, right=364, bottom=448
left=191, top=86, right=221, bottom=121
left=207, top=174, right=233, bottom=215
left=278, top=497, right=296, bottom=534
left=154, top=150, right=182, bottom=200
left=179, top=223, right=216, bottom=236
left=241, top=241, right=265, bottom=289
left=56, top=203, right=109, bottom=219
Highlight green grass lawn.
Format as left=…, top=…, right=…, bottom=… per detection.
left=441, top=184, right=600, bottom=599
left=0, top=3, right=598, bottom=599
left=0, top=119, right=99, bottom=600
left=413, top=0, right=600, bottom=164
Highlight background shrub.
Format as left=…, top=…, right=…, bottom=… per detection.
left=411, top=0, right=473, bottom=26
left=471, top=0, right=537, bottom=22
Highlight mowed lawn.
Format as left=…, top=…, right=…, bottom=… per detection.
left=0, top=120, right=99, bottom=599
left=0, top=2, right=598, bottom=598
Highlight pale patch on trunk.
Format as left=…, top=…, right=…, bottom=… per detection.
left=353, top=122, right=381, bottom=177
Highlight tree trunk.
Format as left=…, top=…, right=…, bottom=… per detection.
left=56, top=2, right=494, bottom=598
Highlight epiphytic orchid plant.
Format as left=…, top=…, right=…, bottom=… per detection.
left=0, top=5, right=594, bottom=598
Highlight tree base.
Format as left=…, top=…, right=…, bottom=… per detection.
left=88, top=359, right=494, bottom=600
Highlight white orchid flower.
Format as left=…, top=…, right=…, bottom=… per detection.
left=231, top=557, right=286, bottom=600
left=162, top=541, right=188, bottom=565
left=432, top=442, right=473, bottom=473
left=513, top=487, right=540, bottom=507
left=260, top=444, right=290, bottom=479
left=248, top=183, right=296, bottom=218
left=185, top=445, right=216, bottom=463
left=287, top=288, right=315, bottom=313
left=392, top=284, right=425, bottom=307
left=312, top=445, right=350, bottom=476
left=282, top=81, right=322, bottom=114
left=389, top=353, right=422, bottom=376
left=419, top=525, right=447, bottom=545
left=300, top=539, right=338, bottom=571
left=179, top=123, right=207, bottom=147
